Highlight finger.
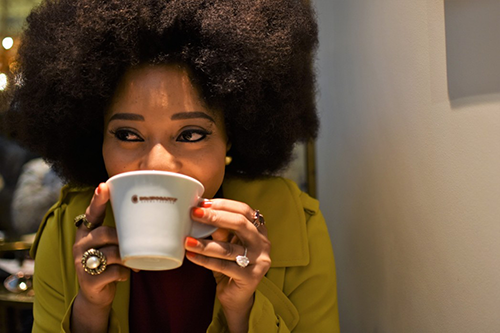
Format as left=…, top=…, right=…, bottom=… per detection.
left=82, top=183, right=110, bottom=231
left=75, top=245, right=123, bottom=274
left=210, top=228, right=233, bottom=243
left=185, top=237, right=248, bottom=262
left=73, top=226, right=120, bottom=254
left=196, top=198, right=267, bottom=235
left=257, top=223, right=268, bottom=238
left=199, top=198, right=256, bottom=222
left=87, top=245, right=123, bottom=266
left=185, top=236, right=271, bottom=276
left=79, top=264, right=131, bottom=288
left=185, top=251, right=248, bottom=280
left=191, top=208, right=261, bottom=244
left=186, top=249, right=271, bottom=283
left=77, top=246, right=128, bottom=283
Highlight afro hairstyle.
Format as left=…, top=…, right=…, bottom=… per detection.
left=4, top=0, right=319, bottom=186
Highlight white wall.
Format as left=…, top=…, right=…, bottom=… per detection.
left=315, top=0, right=500, bottom=332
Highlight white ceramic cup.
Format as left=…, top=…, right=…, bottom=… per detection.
left=106, top=170, right=216, bottom=270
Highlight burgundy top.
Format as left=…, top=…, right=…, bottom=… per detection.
left=129, top=258, right=216, bottom=332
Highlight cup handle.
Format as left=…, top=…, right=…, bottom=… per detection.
left=190, top=222, right=217, bottom=238
left=190, top=197, right=217, bottom=238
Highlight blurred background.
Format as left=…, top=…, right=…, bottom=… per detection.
left=1, top=0, right=41, bottom=88
left=1, top=2, right=57, bottom=332
left=1, top=0, right=44, bottom=239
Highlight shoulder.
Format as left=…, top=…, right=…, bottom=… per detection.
left=222, top=176, right=319, bottom=216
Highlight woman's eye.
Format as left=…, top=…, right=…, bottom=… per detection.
left=112, top=129, right=143, bottom=142
left=177, top=129, right=208, bottom=143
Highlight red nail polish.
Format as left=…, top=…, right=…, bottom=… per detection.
left=95, top=185, right=101, bottom=196
left=186, top=237, right=198, bottom=247
left=201, top=199, right=212, bottom=208
left=186, top=251, right=196, bottom=259
left=192, top=207, right=204, bottom=218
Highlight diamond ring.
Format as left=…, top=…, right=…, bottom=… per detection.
left=235, top=247, right=250, bottom=268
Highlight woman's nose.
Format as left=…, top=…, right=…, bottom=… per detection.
left=140, top=144, right=181, bottom=172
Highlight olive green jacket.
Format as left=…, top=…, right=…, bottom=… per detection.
left=31, top=177, right=340, bottom=332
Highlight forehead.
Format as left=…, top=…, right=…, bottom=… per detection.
left=113, top=64, right=196, bottom=101
left=106, top=64, right=221, bottom=119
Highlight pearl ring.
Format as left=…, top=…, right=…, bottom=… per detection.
left=81, top=248, right=107, bottom=275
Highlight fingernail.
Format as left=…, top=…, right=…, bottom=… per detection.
left=186, top=251, right=196, bottom=259
left=192, top=207, right=204, bottom=218
left=186, top=237, right=199, bottom=247
left=200, top=199, right=212, bottom=208
left=95, top=185, right=101, bottom=196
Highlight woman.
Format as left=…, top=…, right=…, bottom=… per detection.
left=4, top=0, right=339, bottom=332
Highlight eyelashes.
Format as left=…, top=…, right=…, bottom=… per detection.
left=176, top=129, right=210, bottom=142
left=109, top=129, right=143, bottom=142
left=109, top=128, right=212, bottom=143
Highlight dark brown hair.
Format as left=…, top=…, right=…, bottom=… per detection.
left=4, top=0, right=319, bottom=186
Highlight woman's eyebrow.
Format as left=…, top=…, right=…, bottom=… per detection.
left=108, top=113, right=145, bottom=121
left=171, top=111, right=215, bottom=123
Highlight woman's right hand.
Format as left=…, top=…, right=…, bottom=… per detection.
left=71, top=183, right=129, bottom=333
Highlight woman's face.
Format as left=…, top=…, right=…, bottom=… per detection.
left=103, top=65, right=230, bottom=198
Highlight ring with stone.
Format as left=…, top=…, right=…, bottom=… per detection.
left=235, top=247, right=250, bottom=268
left=74, top=214, right=97, bottom=230
left=252, top=210, right=265, bottom=228
left=81, top=248, right=107, bottom=275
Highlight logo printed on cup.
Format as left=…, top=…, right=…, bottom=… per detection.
left=131, top=194, right=177, bottom=204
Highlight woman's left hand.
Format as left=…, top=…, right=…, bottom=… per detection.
left=185, top=199, right=271, bottom=333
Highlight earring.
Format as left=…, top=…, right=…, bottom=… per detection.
left=225, top=156, right=232, bottom=166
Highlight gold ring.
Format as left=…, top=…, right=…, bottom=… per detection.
left=74, top=214, right=97, bottom=230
